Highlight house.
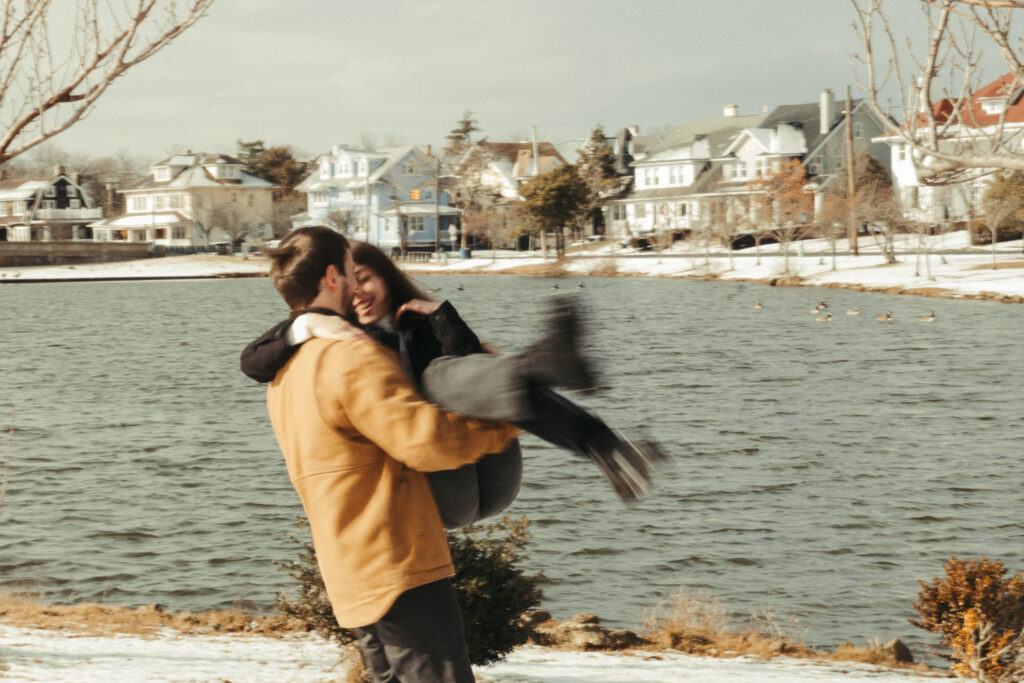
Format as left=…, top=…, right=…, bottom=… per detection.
left=605, top=107, right=767, bottom=239
left=605, top=91, right=893, bottom=241
left=294, top=144, right=459, bottom=251
left=876, top=73, right=1024, bottom=232
left=89, top=150, right=274, bottom=247
left=474, top=140, right=567, bottom=200
left=0, top=166, right=102, bottom=242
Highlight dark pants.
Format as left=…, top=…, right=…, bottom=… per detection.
left=353, top=579, right=474, bottom=683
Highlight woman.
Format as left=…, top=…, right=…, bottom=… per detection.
left=241, top=242, right=664, bottom=520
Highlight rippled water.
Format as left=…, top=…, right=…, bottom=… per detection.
left=1, top=275, right=1022, bottom=650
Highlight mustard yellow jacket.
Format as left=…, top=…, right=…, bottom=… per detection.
left=267, top=337, right=518, bottom=628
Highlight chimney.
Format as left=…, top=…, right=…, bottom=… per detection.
left=628, top=125, right=639, bottom=135
left=421, top=144, right=432, bottom=156
left=54, top=164, right=65, bottom=176
left=723, top=104, right=738, bottom=117
left=181, top=147, right=191, bottom=155
left=820, top=89, right=835, bottom=134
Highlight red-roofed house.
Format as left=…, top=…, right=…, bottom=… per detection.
left=877, top=73, right=1024, bottom=229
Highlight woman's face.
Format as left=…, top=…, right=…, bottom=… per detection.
left=353, top=263, right=391, bottom=325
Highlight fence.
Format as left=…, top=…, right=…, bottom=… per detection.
left=0, top=241, right=151, bottom=267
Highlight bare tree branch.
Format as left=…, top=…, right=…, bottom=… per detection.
left=851, top=0, right=1024, bottom=184
left=0, top=0, right=214, bottom=165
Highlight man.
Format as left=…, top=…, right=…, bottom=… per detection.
left=263, top=226, right=519, bottom=682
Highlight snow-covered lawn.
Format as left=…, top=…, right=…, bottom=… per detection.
left=0, top=625, right=947, bottom=682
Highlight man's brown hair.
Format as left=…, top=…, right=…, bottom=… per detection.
left=269, top=226, right=350, bottom=309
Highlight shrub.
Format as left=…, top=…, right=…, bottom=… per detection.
left=274, top=514, right=543, bottom=667
left=911, top=557, right=1024, bottom=681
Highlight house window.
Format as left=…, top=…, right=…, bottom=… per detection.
left=634, top=203, right=647, bottom=218
left=219, top=165, right=239, bottom=179
left=679, top=203, right=687, bottom=216
left=247, top=194, right=254, bottom=207
left=669, top=167, right=678, bottom=184
left=45, top=186, right=56, bottom=197
left=897, top=144, right=907, bottom=162
left=155, top=229, right=167, bottom=240
left=807, top=156, right=822, bottom=175
left=170, top=194, right=184, bottom=209
left=15, top=201, right=26, bottom=214
left=611, top=204, right=626, bottom=221
left=359, top=161, right=367, bottom=175
left=403, top=162, right=416, bottom=174
left=70, top=198, right=81, bottom=209
left=173, top=227, right=187, bottom=240
left=153, top=195, right=168, bottom=210
left=65, top=185, right=76, bottom=197
left=853, top=122, right=864, bottom=139
left=130, top=196, right=147, bottom=212
left=0, top=203, right=6, bottom=217
left=342, top=162, right=352, bottom=175
left=312, top=191, right=328, bottom=205
left=408, top=216, right=425, bottom=232
left=41, top=199, right=55, bottom=209
left=155, top=167, right=171, bottom=182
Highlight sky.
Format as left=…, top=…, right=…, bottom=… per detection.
left=17, top=1, right=969, bottom=165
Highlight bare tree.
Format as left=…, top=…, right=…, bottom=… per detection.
left=0, top=0, right=214, bottom=164
left=210, top=203, right=250, bottom=253
left=326, top=209, right=352, bottom=236
left=851, top=0, right=1024, bottom=185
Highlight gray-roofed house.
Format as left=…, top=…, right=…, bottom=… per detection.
left=606, top=91, right=893, bottom=242
left=89, top=150, right=275, bottom=247
left=605, top=106, right=768, bottom=239
left=295, top=144, right=459, bottom=251
left=0, top=166, right=102, bottom=242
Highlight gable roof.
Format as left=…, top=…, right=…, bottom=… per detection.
left=641, top=113, right=768, bottom=163
left=926, top=73, right=1024, bottom=128
left=125, top=152, right=274, bottom=192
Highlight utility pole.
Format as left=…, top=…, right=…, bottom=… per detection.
left=434, top=156, right=440, bottom=255
left=845, top=85, right=858, bottom=256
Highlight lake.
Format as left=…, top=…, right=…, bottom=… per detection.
left=1, top=274, right=1022, bottom=651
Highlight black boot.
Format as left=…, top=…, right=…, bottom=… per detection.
left=582, top=429, right=668, bottom=503
left=520, top=296, right=599, bottom=393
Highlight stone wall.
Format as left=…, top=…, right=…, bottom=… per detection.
left=0, top=242, right=151, bottom=267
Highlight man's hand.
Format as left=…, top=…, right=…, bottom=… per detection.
left=306, top=313, right=369, bottom=342
left=395, top=299, right=441, bottom=321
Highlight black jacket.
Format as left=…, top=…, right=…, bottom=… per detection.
left=239, top=301, right=482, bottom=387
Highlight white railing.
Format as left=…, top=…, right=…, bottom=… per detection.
left=34, top=207, right=103, bottom=220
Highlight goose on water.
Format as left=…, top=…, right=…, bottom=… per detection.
left=846, top=307, right=860, bottom=316
left=876, top=312, right=892, bottom=322
left=815, top=311, right=833, bottom=322
left=919, top=311, right=936, bottom=322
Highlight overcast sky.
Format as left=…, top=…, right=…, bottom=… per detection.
left=40, top=1, right=956, bottom=163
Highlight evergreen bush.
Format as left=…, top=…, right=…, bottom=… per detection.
left=912, top=556, right=1024, bottom=681
left=274, top=514, right=543, bottom=666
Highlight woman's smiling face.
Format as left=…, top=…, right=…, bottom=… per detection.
left=353, top=263, right=391, bottom=325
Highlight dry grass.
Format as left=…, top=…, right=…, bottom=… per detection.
left=581, top=258, right=620, bottom=277
left=640, top=590, right=938, bottom=673
left=0, top=593, right=310, bottom=638
left=967, top=259, right=1024, bottom=271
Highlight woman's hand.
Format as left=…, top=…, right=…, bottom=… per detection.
left=306, top=313, right=369, bottom=342
left=395, top=299, right=441, bottom=321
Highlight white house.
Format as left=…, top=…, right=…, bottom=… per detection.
left=0, top=166, right=102, bottom=242
left=89, top=150, right=275, bottom=247
left=295, top=144, right=459, bottom=250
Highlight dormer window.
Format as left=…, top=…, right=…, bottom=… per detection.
left=342, top=162, right=352, bottom=176
left=154, top=167, right=171, bottom=182
left=218, top=165, right=240, bottom=179
left=45, top=186, right=56, bottom=197
left=980, top=98, right=1007, bottom=115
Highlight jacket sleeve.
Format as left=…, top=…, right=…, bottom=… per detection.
left=323, top=340, right=518, bottom=473
left=240, top=318, right=297, bottom=383
left=427, top=301, right=484, bottom=356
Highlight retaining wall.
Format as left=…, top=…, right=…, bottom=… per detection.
left=0, top=242, right=151, bottom=267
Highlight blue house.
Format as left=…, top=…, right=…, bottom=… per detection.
left=294, top=144, right=459, bottom=250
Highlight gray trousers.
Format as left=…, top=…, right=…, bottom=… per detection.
left=353, top=579, right=474, bottom=683
left=419, top=353, right=528, bottom=529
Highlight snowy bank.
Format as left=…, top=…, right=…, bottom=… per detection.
left=0, top=624, right=948, bottom=682
left=1, top=231, right=1021, bottom=302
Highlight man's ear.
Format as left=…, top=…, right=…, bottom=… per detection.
left=321, top=264, right=340, bottom=291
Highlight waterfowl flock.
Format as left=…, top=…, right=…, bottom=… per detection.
left=750, top=299, right=936, bottom=324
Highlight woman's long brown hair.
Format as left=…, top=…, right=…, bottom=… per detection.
left=351, top=241, right=431, bottom=316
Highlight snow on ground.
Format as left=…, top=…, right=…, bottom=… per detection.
left=0, top=625, right=946, bottom=682
left=1, top=231, right=1021, bottom=301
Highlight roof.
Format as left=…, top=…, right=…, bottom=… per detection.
left=124, top=153, right=274, bottom=192
left=479, top=141, right=567, bottom=178
left=151, top=152, right=245, bottom=167
left=758, top=98, right=863, bottom=153
left=927, top=74, right=1024, bottom=128
left=0, top=178, right=50, bottom=201
left=378, top=204, right=461, bottom=216
left=641, top=113, right=768, bottom=162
